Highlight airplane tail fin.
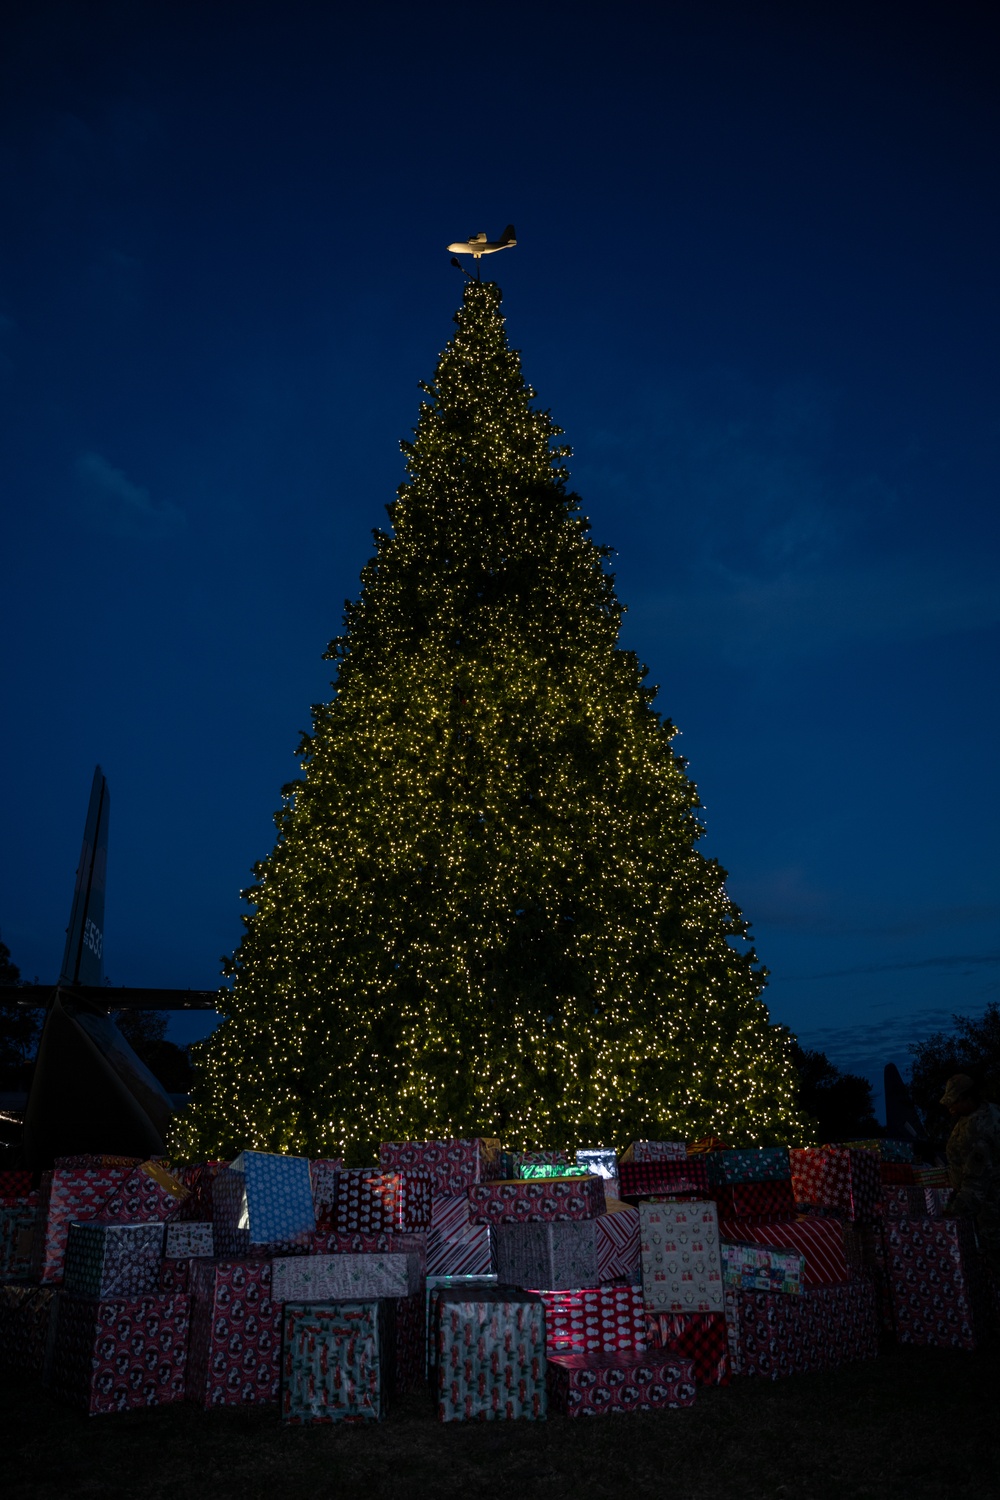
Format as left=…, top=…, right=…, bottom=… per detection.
left=59, top=765, right=109, bottom=989
left=500, top=224, right=516, bottom=244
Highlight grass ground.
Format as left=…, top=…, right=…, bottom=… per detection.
left=3, top=1346, right=1000, bottom=1500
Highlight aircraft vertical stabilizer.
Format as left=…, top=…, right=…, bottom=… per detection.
left=58, top=765, right=109, bottom=988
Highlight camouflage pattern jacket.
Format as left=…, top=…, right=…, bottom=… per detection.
left=947, top=1102, right=1000, bottom=1216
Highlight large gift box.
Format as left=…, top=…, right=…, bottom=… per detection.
left=226, top=1151, right=315, bottom=1246
left=468, top=1176, right=605, bottom=1225
left=281, top=1300, right=392, bottom=1423
left=718, top=1215, right=849, bottom=1287
left=595, top=1201, right=640, bottom=1282
left=576, top=1148, right=618, bottom=1180
left=271, top=1251, right=422, bottom=1303
left=0, top=1283, right=58, bottom=1374
left=187, top=1258, right=282, bottom=1407
left=706, top=1148, right=791, bottom=1186
left=98, top=1161, right=189, bottom=1222
left=639, top=1201, right=723, bottom=1312
left=536, top=1284, right=647, bottom=1355
left=619, top=1142, right=687, bottom=1164
left=31, top=1166, right=132, bottom=1283
left=433, top=1286, right=547, bottom=1421
left=620, top=1159, right=710, bottom=1201
left=880, top=1163, right=917, bottom=1185
left=712, top=1180, right=796, bottom=1219
left=724, top=1279, right=878, bottom=1379
left=884, top=1216, right=990, bottom=1349
left=495, top=1221, right=598, bottom=1290
left=428, top=1194, right=492, bottom=1276
left=395, top=1290, right=425, bottom=1391
left=312, top=1228, right=428, bottom=1279
left=644, top=1309, right=730, bottom=1385
left=789, top=1147, right=879, bottom=1222
left=333, top=1170, right=432, bottom=1233
left=0, top=1199, right=38, bottom=1279
left=722, top=1239, right=804, bottom=1295
left=547, top=1350, right=697, bottom=1416
left=49, top=1291, right=189, bottom=1414
left=309, top=1159, right=343, bottom=1222
left=63, top=1220, right=163, bottom=1299
left=381, top=1139, right=501, bottom=1196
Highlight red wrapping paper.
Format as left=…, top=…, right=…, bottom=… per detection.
left=724, top=1280, right=878, bottom=1379
left=31, top=1167, right=131, bottom=1283
left=789, top=1148, right=879, bottom=1222
left=619, top=1160, right=710, bottom=1201
left=427, top=1194, right=491, bottom=1276
left=331, top=1170, right=432, bottom=1233
left=712, top=1181, right=796, bottom=1218
left=644, top=1310, right=730, bottom=1385
left=98, top=1161, right=190, bottom=1223
left=547, top=1350, right=696, bottom=1415
left=884, top=1216, right=990, bottom=1350
left=49, top=1292, right=189, bottom=1415
left=468, top=1176, right=606, bottom=1224
left=187, top=1258, right=282, bottom=1408
left=379, top=1139, right=502, bottom=1195
left=534, top=1285, right=648, bottom=1355
left=718, top=1216, right=850, bottom=1287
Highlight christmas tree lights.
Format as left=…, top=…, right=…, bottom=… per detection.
left=173, top=281, right=809, bottom=1163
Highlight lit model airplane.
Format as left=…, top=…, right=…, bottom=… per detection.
left=447, top=225, right=516, bottom=266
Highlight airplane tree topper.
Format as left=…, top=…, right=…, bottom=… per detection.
left=448, top=225, right=516, bottom=277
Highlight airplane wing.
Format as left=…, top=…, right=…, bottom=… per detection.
left=0, top=984, right=221, bottom=1010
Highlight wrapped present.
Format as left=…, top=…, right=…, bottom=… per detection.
left=724, top=1279, right=878, bottom=1379
left=913, top=1165, right=950, bottom=1188
left=879, top=1185, right=926, bottom=1220
left=842, top=1221, right=895, bottom=1333
left=536, top=1284, right=647, bottom=1355
left=381, top=1139, right=502, bottom=1196
left=433, top=1286, right=547, bottom=1421
left=164, top=1221, right=213, bottom=1258
left=705, top=1148, right=791, bottom=1187
left=49, top=1291, right=189, bottom=1414
left=0, top=1169, right=33, bottom=1201
left=619, top=1142, right=687, bottom=1165
left=333, top=1170, right=432, bottom=1234
left=620, top=1160, right=710, bottom=1201
left=718, top=1215, right=849, bottom=1287
left=639, top=1201, right=723, bottom=1313
left=712, top=1180, right=796, bottom=1219
left=884, top=1216, right=990, bottom=1350
left=789, top=1147, right=879, bottom=1222
left=64, top=1221, right=163, bottom=1299
left=686, top=1137, right=728, bottom=1156
left=500, top=1150, right=568, bottom=1180
left=31, top=1166, right=132, bottom=1283
left=0, top=1283, right=58, bottom=1374
left=722, top=1239, right=804, bottom=1295
left=0, top=1200, right=38, bottom=1279
left=517, top=1163, right=590, bottom=1179
left=837, top=1139, right=913, bottom=1163
left=281, top=1299, right=392, bottom=1423
left=426, top=1276, right=498, bottom=1376
left=576, top=1148, right=618, bottom=1180
left=309, top=1160, right=342, bottom=1220
left=226, top=1151, right=315, bottom=1246
left=98, top=1161, right=189, bottom=1222
left=395, top=1290, right=424, bottom=1391
left=312, top=1229, right=428, bottom=1279
left=468, top=1176, right=605, bottom=1225
left=923, top=1187, right=952, bottom=1218
left=880, top=1163, right=917, bottom=1185
left=54, top=1155, right=141, bottom=1169
left=187, top=1258, right=282, bottom=1407
left=595, top=1201, right=640, bottom=1283
left=548, top=1349, right=696, bottom=1416
left=174, top=1162, right=228, bottom=1221
left=158, top=1257, right=192, bottom=1293
left=495, top=1220, right=598, bottom=1290
left=428, top=1193, right=492, bottom=1276
left=271, top=1251, right=422, bottom=1303
left=644, top=1309, right=730, bottom=1385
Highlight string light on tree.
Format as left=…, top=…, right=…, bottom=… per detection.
left=172, top=277, right=809, bottom=1163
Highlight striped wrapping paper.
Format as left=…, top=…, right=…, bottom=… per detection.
left=595, top=1202, right=640, bottom=1282
left=718, top=1215, right=850, bottom=1287
left=427, top=1194, right=492, bottom=1275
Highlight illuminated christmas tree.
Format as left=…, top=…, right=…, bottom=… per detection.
left=174, top=280, right=808, bottom=1162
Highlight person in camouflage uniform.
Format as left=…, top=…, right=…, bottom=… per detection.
left=942, top=1073, right=1000, bottom=1276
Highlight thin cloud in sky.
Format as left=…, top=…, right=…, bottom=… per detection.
left=76, top=452, right=185, bottom=540
left=773, top=952, right=1000, bottom=983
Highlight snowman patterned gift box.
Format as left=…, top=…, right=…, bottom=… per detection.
left=535, top=1284, right=648, bottom=1356
left=639, top=1201, right=724, bottom=1313
left=789, top=1147, right=880, bottom=1222
left=434, top=1285, right=547, bottom=1421
left=281, top=1299, right=393, bottom=1423
left=468, top=1176, right=605, bottom=1225
left=494, top=1221, right=599, bottom=1291
left=380, top=1139, right=502, bottom=1196
left=271, top=1251, right=422, bottom=1304
left=48, top=1291, right=190, bottom=1415
left=187, top=1258, right=282, bottom=1407
left=547, top=1349, right=697, bottom=1416
left=63, top=1220, right=164, bottom=1299
left=333, top=1170, right=432, bottom=1233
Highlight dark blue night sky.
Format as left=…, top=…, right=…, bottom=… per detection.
left=2, top=3, right=997, bottom=1112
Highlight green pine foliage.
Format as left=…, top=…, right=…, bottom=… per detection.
left=173, top=281, right=809, bottom=1162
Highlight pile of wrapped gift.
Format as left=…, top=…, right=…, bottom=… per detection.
left=0, top=1135, right=992, bottom=1421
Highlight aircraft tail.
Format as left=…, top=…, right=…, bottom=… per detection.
left=500, top=224, right=516, bottom=244
left=59, top=765, right=109, bottom=988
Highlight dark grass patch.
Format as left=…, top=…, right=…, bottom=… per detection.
left=2, top=1348, right=999, bottom=1500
